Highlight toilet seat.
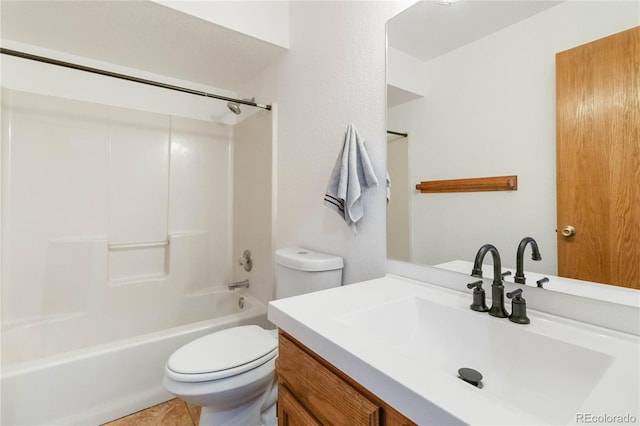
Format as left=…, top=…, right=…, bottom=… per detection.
left=166, top=325, right=277, bottom=383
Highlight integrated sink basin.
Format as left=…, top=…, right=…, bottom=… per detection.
left=337, top=295, right=613, bottom=424
left=269, top=272, right=640, bottom=425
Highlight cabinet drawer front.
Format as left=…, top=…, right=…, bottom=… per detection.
left=277, top=334, right=380, bottom=425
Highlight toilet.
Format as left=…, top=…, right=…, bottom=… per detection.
left=162, top=247, right=344, bottom=426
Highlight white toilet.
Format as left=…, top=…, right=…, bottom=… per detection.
left=162, top=247, right=344, bottom=426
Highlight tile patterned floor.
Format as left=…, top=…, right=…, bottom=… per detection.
left=102, top=398, right=201, bottom=426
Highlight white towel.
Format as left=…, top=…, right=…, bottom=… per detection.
left=324, top=124, right=379, bottom=234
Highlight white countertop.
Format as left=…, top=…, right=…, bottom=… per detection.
left=268, top=274, right=640, bottom=425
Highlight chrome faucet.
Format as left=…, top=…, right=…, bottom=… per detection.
left=471, top=244, right=508, bottom=318
left=228, top=279, right=250, bottom=290
left=514, top=237, right=542, bottom=284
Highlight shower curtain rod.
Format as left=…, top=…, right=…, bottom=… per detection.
left=387, top=130, right=408, bottom=137
left=0, top=47, right=272, bottom=111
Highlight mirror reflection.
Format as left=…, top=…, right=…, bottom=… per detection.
left=386, top=1, right=639, bottom=294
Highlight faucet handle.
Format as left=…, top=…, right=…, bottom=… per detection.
left=536, top=277, right=549, bottom=288
left=501, top=271, right=512, bottom=278
left=467, top=280, right=489, bottom=312
left=239, top=249, right=253, bottom=272
left=506, top=289, right=530, bottom=324
left=467, top=280, right=483, bottom=290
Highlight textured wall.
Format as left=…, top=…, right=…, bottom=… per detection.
left=242, top=1, right=412, bottom=285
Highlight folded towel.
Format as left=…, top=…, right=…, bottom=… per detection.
left=324, top=124, right=379, bottom=234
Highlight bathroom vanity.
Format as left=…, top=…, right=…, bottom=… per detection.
left=268, top=265, right=640, bottom=425
left=276, top=331, right=414, bottom=425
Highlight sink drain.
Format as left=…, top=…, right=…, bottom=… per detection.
left=458, top=367, right=483, bottom=388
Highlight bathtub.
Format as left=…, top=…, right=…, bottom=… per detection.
left=1, top=289, right=270, bottom=426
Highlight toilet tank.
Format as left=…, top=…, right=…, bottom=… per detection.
left=275, top=248, right=344, bottom=299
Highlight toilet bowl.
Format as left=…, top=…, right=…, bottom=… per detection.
left=163, top=325, right=278, bottom=426
left=163, top=248, right=343, bottom=426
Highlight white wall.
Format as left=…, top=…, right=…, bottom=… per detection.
left=387, top=133, right=411, bottom=261
left=232, top=108, right=275, bottom=305
left=388, top=1, right=639, bottom=274
left=387, top=46, right=427, bottom=98
left=155, top=1, right=289, bottom=49
left=241, top=1, right=412, bottom=285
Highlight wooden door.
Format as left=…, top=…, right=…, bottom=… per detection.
left=556, top=26, right=639, bottom=288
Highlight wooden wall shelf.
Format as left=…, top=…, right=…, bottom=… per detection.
left=416, top=175, right=518, bottom=193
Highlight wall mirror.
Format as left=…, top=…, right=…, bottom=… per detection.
left=386, top=0, right=639, bottom=299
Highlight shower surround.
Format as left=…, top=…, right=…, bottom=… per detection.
left=0, top=88, right=271, bottom=424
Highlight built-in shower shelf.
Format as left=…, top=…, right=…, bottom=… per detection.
left=108, top=240, right=169, bottom=283
left=416, top=175, right=518, bottom=193
left=108, top=273, right=169, bottom=287
left=108, top=239, right=169, bottom=250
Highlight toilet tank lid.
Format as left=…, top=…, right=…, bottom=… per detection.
left=276, top=247, right=344, bottom=271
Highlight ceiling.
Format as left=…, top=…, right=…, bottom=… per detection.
left=388, top=0, right=564, bottom=62
left=2, top=1, right=564, bottom=101
left=0, top=1, right=287, bottom=92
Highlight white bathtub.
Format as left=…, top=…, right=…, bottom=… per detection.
left=0, top=289, right=270, bottom=426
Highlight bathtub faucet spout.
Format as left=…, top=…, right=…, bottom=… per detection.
left=228, top=279, right=250, bottom=290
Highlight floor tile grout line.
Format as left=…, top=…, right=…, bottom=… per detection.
left=183, top=400, right=197, bottom=425
left=102, top=398, right=198, bottom=425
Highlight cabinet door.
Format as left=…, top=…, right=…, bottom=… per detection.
left=277, top=334, right=380, bottom=425
left=277, top=384, right=321, bottom=426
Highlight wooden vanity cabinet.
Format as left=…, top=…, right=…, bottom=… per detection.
left=276, top=331, right=415, bottom=426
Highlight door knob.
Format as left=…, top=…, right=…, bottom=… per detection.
left=561, top=225, right=576, bottom=238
